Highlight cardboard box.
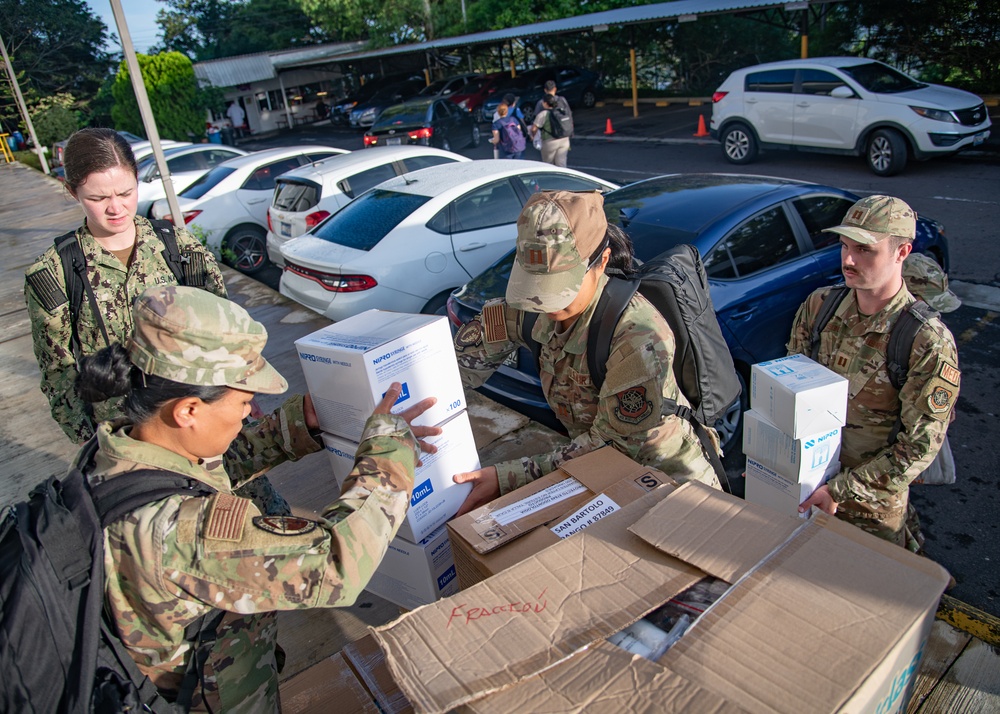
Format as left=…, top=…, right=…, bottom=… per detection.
left=750, top=354, right=848, bottom=438
left=342, top=634, right=414, bottom=714
left=374, top=482, right=950, bottom=714
left=365, top=524, right=459, bottom=611
left=280, top=651, right=378, bottom=714
left=446, top=446, right=675, bottom=589
left=295, top=310, right=465, bottom=442
left=322, top=410, right=478, bottom=543
left=742, top=409, right=841, bottom=481
left=744, top=456, right=838, bottom=519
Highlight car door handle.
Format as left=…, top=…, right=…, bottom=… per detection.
left=796, top=102, right=811, bottom=107
left=729, top=306, right=755, bottom=320
left=246, top=198, right=267, bottom=204
left=459, top=242, right=486, bottom=251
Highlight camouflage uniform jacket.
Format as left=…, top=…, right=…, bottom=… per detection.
left=24, top=216, right=227, bottom=443
left=786, top=284, right=959, bottom=515
left=455, top=274, right=719, bottom=493
left=86, top=397, right=417, bottom=713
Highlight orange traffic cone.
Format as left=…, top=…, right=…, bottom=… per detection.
left=693, top=115, right=710, bottom=138
left=604, top=118, right=616, bottom=135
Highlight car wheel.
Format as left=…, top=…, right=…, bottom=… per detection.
left=581, top=88, right=597, bottom=108
left=866, top=129, right=907, bottom=176
left=474, top=106, right=485, bottom=124
left=469, top=125, right=481, bottom=148
left=522, top=106, right=535, bottom=125
left=721, top=123, right=758, bottom=164
left=441, top=137, right=452, bottom=151
left=223, top=225, right=268, bottom=275
left=421, top=290, right=452, bottom=316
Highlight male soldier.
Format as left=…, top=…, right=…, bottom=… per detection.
left=451, top=190, right=720, bottom=515
left=788, top=195, right=960, bottom=551
left=533, top=79, right=574, bottom=134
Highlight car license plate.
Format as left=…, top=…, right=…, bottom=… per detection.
left=386, top=137, right=402, bottom=146
left=973, top=131, right=986, bottom=146
left=280, top=222, right=292, bottom=237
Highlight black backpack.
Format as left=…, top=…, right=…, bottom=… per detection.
left=522, top=244, right=742, bottom=492
left=808, top=285, right=939, bottom=445
left=0, top=438, right=222, bottom=713
left=545, top=99, right=572, bottom=139
left=53, top=220, right=209, bottom=360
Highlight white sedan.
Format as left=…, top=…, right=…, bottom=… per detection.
left=279, top=160, right=618, bottom=320
left=136, top=144, right=247, bottom=217
left=265, top=145, right=469, bottom=267
left=151, top=145, right=347, bottom=274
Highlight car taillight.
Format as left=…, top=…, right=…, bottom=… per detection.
left=712, top=91, right=728, bottom=103
left=163, top=210, right=201, bottom=224
left=363, top=134, right=378, bottom=147
left=267, top=211, right=273, bottom=233
left=445, top=295, right=462, bottom=328
left=305, top=210, right=330, bottom=228
left=285, top=262, right=377, bottom=292
left=408, top=127, right=433, bottom=140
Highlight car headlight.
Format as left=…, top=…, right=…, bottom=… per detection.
left=910, top=106, right=958, bottom=123
left=361, top=108, right=377, bottom=120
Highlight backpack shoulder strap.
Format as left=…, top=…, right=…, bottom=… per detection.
left=587, top=276, right=639, bottom=392
left=149, top=218, right=209, bottom=289
left=53, top=230, right=113, bottom=357
left=89, top=470, right=215, bottom=529
left=809, top=285, right=850, bottom=361
left=520, top=311, right=542, bottom=369
left=884, top=299, right=939, bottom=445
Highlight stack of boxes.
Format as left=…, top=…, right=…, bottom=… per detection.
left=295, top=310, right=479, bottom=610
left=744, top=354, right=849, bottom=518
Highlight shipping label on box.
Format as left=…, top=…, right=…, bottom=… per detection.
left=750, top=353, right=848, bottom=438
left=364, top=524, right=458, bottom=611
left=322, top=410, right=477, bottom=543
left=745, top=456, right=837, bottom=519
left=296, top=310, right=465, bottom=442
left=743, top=409, right=841, bottom=482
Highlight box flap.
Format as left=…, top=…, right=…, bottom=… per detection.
left=557, top=445, right=662, bottom=493
left=373, top=488, right=703, bottom=714
left=629, top=481, right=803, bottom=583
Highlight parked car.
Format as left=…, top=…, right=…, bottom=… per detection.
left=449, top=72, right=506, bottom=122
left=331, top=72, right=425, bottom=127
left=150, top=145, right=346, bottom=274
left=445, top=173, right=950, bottom=446
left=711, top=57, right=991, bottom=176
left=349, top=78, right=427, bottom=129
left=480, top=65, right=603, bottom=123
left=417, top=73, right=480, bottom=100
left=52, top=130, right=145, bottom=167
left=363, top=98, right=481, bottom=152
left=278, top=159, right=618, bottom=320
left=266, top=145, right=469, bottom=266
left=136, top=144, right=247, bottom=217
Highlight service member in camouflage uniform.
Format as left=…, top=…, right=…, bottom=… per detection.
left=452, top=190, right=720, bottom=514
left=788, top=195, right=960, bottom=550
left=23, top=128, right=286, bottom=513
left=76, top=285, right=437, bottom=712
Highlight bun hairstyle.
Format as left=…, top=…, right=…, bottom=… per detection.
left=586, top=223, right=636, bottom=276
left=63, top=128, right=138, bottom=195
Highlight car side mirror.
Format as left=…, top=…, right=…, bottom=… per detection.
left=830, top=86, right=855, bottom=99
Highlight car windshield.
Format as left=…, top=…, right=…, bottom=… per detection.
left=180, top=165, right=236, bottom=199
left=375, top=103, right=429, bottom=127
left=419, top=79, right=448, bottom=95
left=838, top=61, right=925, bottom=93
left=310, top=189, right=431, bottom=251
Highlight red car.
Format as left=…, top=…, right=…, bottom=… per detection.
left=448, top=72, right=506, bottom=123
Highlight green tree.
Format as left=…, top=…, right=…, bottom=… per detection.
left=111, top=52, right=207, bottom=141
left=29, top=92, right=79, bottom=146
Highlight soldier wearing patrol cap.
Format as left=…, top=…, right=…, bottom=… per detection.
left=787, top=195, right=960, bottom=551
left=452, top=190, right=720, bottom=515
left=75, top=285, right=439, bottom=712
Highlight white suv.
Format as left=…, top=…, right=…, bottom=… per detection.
left=710, top=57, right=991, bottom=176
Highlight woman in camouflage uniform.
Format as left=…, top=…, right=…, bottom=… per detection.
left=452, top=190, right=720, bottom=515
left=76, top=285, right=438, bottom=712
left=23, top=128, right=286, bottom=513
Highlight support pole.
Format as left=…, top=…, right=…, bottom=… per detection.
left=630, top=48, right=639, bottom=119
left=0, top=29, right=50, bottom=174
left=109, top=0, right=183, bottom=228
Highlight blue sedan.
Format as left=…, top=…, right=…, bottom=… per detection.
left=446, top=173, right=949, bottom=435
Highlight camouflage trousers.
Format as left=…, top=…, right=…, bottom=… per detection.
left=233, top=476, right=291, bottom=516
left=836, top=491, right=923, bottom=553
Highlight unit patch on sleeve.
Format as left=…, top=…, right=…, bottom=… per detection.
left=252, top=515, right=319, bottom=537
left=481, top=300, right=508, bottom=344
left=938, top=361, right=961, bottom=386
left=614, top=386, right=653, bottom=425
left=928, top=386, right=954, bottom=414
left=455, top=319, right=483, bottom=347
left=205, top=492, right=250, bottom=542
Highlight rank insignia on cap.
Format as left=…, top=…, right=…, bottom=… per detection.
left=614, top=386, right=653, bottom=425
left=928, top=386, right=953, bottom=413
left=938, top=361, right=960, bottom=386
left=526, top=247, right=546, bottom=266
left=205, top=493, right=250, bottom=541
left=252, top=515, right=318, bottom=537
left=848, top=207, right=870, bottom=225
left=482, top=301, right=508, bottom=344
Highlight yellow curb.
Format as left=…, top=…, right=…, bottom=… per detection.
left=936, top=594, right=1000, bottom=647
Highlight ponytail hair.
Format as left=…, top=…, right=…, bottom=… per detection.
left=587, top=222, right=636, bottom=277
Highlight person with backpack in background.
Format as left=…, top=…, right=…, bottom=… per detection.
left=450, top=191, right=723, bottom=516
left=787, top=195, right=960, bottom=552
left=531, top=94, right=572, bottom=167
left=23, top=127, right=289, bottom=515
left=70, top=285, right=437, bottom=711
left=491, top=102, right=526, bottom=159
left=533, top=80, right=574, bottom=130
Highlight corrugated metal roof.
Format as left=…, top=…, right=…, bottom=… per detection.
left=194, top=53, right=276, bottom=87
left=270, top=41, right=368, bottom=68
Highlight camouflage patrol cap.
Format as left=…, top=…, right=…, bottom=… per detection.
left=903, top=252, right=962, bottom=313
left=824, top=194, right=916, bottom=245
left=129, top=285, right=288, bottom=394
left=506, top=190, right=608, bottom=312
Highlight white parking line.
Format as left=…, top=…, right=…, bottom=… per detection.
left=930, top=195, right=1000, bottom=205
left=572, top=164, right=661, bottom=177
left=951, top=281, right=1000, bottom=313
